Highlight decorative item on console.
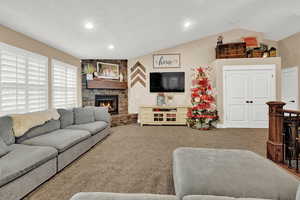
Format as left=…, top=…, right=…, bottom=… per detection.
left=166, top=94, right=175, bottom=106
left=156, top=93, right=166, bottom=106
left=187, top=66, right=218, bottom=130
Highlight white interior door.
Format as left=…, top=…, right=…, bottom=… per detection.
left=224, top=65, right=276, bottom=128
left=224, top=71, right=249, bottom=127
left=282, top=67, right=299, bottom=110
left=248, top=70, right=274, bottom=127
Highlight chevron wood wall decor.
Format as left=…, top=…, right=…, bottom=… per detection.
left=130, top=68, right=146, bottom=80
left=131, top=61, right=146, bottom=73
left=131, top=76, right=146, bottom=88
left=130, top=61, right=146, bottom=88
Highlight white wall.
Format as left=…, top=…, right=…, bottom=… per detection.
left=128, top=28, right=279, bottom=114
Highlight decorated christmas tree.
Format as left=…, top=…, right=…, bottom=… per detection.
left=187, top=67, right=218, bottom=130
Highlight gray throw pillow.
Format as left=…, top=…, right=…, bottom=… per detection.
left=94, top=107, right=111, bottom=123
left=57, top=109, right=74, bottom=128
left=0, top=116, right=15, bottom=145
left=0, top=138, right=9, bottom=157
left=74, top=107, right=95, bottom=124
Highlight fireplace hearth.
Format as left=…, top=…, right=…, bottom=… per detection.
left=95, top=95, right=118, bottom=115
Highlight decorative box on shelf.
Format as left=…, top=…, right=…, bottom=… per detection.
left=216, top=42, right=247, bottom=59
left=87, top=78, right=127, bottom=89
left=139, top=106, right=189, bottom=126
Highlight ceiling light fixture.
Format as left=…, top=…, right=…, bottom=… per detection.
left=183, top=19, right=195, bottom=31
left=84, top=22, right=94, bottom=30
left=184, top=21, right=192, bottom=28
left=108, top=44, right=115, bottom=50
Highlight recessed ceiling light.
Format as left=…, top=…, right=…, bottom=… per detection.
left=84, top=22, right=94, bottom=30
left=184, top=21, right=192, bottom=28
left=108, top=44, right=115, bottom=50
left=183, top=19, right=195, bottom=31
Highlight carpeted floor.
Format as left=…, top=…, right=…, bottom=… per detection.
left=25, top=124, right=268, bottom=200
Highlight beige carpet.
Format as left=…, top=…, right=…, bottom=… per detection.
left=25, top=124, right=267, bottom=200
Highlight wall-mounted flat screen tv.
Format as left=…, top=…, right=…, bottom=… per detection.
left=150, top=72, right=185, bottom=93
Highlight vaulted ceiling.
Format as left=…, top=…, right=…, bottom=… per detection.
left=0, top=0, right=299, bottom=59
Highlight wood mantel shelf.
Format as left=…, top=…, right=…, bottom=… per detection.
left=87, top=79, right=128, bottom=89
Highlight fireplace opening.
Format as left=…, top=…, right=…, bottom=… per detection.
left=95, top=95, right=118, bottom=115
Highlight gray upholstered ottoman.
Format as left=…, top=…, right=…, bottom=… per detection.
left=183, top=195, right=271, bottom=200
left=70, top=192, right=177, bottom=200
left=173, top=148, right=299, bottom=200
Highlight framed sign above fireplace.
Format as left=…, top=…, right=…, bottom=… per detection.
left=96, top=62, right=119, bottom=79
left=153, top=54, right=181, bottom=69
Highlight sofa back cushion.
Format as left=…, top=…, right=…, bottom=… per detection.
left=0, top=116, right=15, bottom=145
left=74, top=107, right=95, bottom=124
left=0, top=138, right=9, bottom=157
left=16, top=120, right=60, bottom=143
left=57, top=109, right=74, bottom=128
left=94, top=107, right=111, bottom=123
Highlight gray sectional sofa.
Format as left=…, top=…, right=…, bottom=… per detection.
left=71, top=148, right=300, bottom=200
left=0, top=106, right=111, bottom=200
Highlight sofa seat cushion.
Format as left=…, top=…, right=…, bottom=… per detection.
left=66, top=121, right=108, bottom=135
left=21, top=129, right=91, bottom=153
left=71, top=192, right=177, bottom=200
left=0, top=144, right=57, bottom=187
left=183, top=195, right=271, bottom=200
left=173, top=148, right=299, bottom=200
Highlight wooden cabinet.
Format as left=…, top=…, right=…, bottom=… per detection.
left=216, top=42, right=247, bottom=59
left=139, top=106, right=189, bottom=126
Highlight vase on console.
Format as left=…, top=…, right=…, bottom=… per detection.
left=166, top=94, right=174, bottom=106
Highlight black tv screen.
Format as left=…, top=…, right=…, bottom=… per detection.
left=150, top=72, right=185, bottom=93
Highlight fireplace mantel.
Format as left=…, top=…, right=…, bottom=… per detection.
left=87, top=79, right=128, bottom=90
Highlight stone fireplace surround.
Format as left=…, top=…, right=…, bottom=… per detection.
left=81, top=59, right=137, bottom=126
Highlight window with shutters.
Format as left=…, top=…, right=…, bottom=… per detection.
left=0, top=43, right=48, bottom=115
left=52, top=59, right=78, bottom=109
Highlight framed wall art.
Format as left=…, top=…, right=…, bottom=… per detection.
left=96, top=62, right=119, bottom=79
left=153, top=54, right=181, bottom=69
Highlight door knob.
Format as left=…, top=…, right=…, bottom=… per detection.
left=289, top=100, right=295, bottom=103
left=246, top=101, right=249, bottom=103
left=249, top=101, right=253, bottom=103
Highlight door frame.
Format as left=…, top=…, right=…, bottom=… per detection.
left=282, top=66, right=299, bottom=110
left=223, top=65, right=276, bottom=128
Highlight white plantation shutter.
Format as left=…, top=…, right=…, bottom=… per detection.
left=0, top=43, right=48, bottom=115
left=52, top=60, right=78, bottom=108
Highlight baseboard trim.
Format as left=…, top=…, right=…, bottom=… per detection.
left=216, top=123, right=227, bottom=128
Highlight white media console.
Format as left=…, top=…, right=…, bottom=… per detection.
left=139, top=106, right=189, bottom=126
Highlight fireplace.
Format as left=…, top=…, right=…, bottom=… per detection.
left=95, top=95, right=118, bottom=115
